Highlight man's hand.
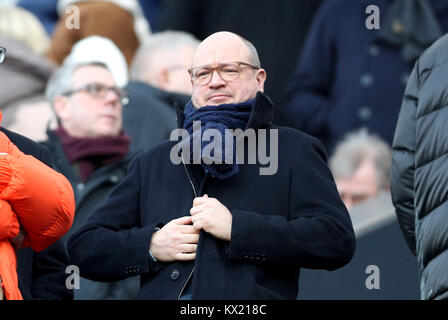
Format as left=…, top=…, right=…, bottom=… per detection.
left=149, top=216, right=199, bottom=262
left=190, top=195, right=232, bottom=241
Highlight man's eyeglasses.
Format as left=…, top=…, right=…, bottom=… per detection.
left=0, top=47, right=6, bottom=64
left=188, top=61, right=260, bottom=85
left=62, top=83, right=129, bottom=105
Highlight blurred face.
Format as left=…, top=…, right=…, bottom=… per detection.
left=55, top=65, right=123, bottom=138
left=190, top=32, right=266, bottom=108
left=335, top=160, right=380, bottom=210
left=164, top=46, right=196, bottom=95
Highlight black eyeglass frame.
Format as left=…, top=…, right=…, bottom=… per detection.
left=61, top=83, right=129, bottom=105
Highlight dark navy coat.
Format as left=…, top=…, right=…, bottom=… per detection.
left=42, top=130, right=140, bottom=300
left=67, top=93, right=355, bottom=299
left=281, top=0, right=448, bottom=153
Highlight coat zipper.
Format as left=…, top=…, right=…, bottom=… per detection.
left=182, top=154, right=198, bottom=197
left=177, top=266, right=195, bottom=300
left=178, top=154, right=197, bottom=299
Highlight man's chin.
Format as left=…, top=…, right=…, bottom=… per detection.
left=204, top=98, right=233, bottom=107
left=95, top=127, right=121, bottom=138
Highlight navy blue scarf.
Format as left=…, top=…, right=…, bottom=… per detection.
left=182, top=98, right=254, bottom=179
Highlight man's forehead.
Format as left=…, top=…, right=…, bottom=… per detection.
left=192, top=36, right=250, bottom=67
left=72, top=65, right=115, bottom=85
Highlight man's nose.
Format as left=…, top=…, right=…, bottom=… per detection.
left=208, top=69, right=226, bottom=87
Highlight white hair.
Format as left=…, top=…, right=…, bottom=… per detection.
left=330, top=128, right=392, bottom=190
left=45, top=61, right=109, bottom=108
left=130, top=30, right=200, bottom=81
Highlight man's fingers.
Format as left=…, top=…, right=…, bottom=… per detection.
left=173, top=216, right=193, bottom=225
left=178, top=224, right=199, bottom=234
left=182, top=233, right=199, bottom=244
left=193, top=219, right=203, bottom=231
left=178, top=243, right=197, bottom=253
left=190, top=204, right=208, bottom=215
left=174, top=231, right=199, bottom=244
left=193, top=196, right=212, bottom=207
left=175, top=252, right=196, bottom=261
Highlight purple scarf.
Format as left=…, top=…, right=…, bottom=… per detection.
left=54, top=127, right=130, bottom=182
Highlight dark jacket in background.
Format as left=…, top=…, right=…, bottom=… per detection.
left=281, top=0, right=448, bottom=154
left=391, top=31, right=448, bottom=299
left=18, top=0, right=58, bottom=36
left=391, top=33, right=448, bottom=300
left=157, top=0, right=322, bottom=125
left=123, top=81, right=190, bottom=153
left=67, top=92, right=355, bottom=300
left=1, top=127, right=73, bottom=300
left=42, top=130, right=139, bottom=300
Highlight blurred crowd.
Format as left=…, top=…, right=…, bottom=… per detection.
left=1, top=0, right=448, bottom=300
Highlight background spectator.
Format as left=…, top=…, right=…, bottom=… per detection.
left=330, top=129, right=391, bottom=214
left=1, top=127, right=73, bottom=300
left=1, top=44, right=73, bottom=301
left=299, top=129, right=419, bottom=300
left=0, top=5, right=57, bottom=141
left=130, top=31, right=198, bottom=95
left=43, top=61, right=139, bottom=299
left=46, top=0, right=150, bottom=67
left=123, top=30, right=199, bottom=152
left=282, top=0, right=448, bottom=153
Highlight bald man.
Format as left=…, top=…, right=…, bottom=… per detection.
left=67, top=32, right=355, bottom=300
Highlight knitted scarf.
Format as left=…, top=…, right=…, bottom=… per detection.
left=54, top=127, right=130, bottom=182
left=182, top=98, right=254, bottom=180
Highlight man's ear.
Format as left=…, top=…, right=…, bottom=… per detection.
left=53, top=96, right=70, bottom=121
left=155, top=69, right=170, bottom=91
left=256, top=69, right=267, bottom=92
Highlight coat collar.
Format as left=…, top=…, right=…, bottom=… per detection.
left=175, top=91, right=274, bottom=130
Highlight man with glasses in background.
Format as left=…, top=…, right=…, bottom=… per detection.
left=67, top=32, right=355, bottom=300
left=43, top=61, right=139, bottom=300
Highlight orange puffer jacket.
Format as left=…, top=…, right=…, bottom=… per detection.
left=0, top=111, right=75, bottom=300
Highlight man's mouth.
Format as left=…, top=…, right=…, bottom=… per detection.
left=99, top=115, right=117, bottom=122
left=208, top=94, right=231, bottom=102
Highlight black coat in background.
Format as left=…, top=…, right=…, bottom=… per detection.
left=157, top=0, right=323, bottom=125
left=0, top=127, right=73, bottom=300
left=67, top=92, right=355, bottom=299
left=42, top=130, right=140, bottom=300
left=123, top=81, right=190, bottom=153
